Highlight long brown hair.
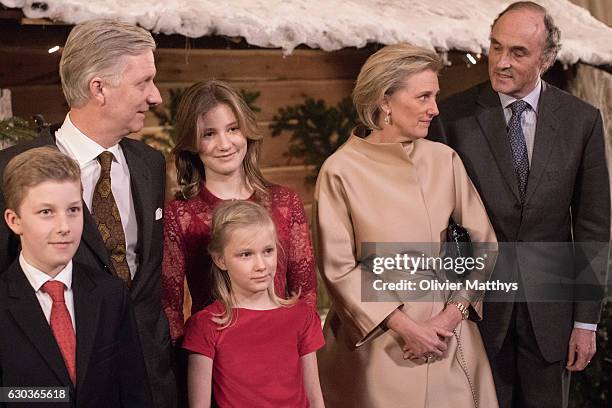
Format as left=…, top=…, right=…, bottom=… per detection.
left=172, top=80, right=269, bottom=200
left=208, top=201, right=298, bottom=329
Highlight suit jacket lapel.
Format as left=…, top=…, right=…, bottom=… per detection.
left=6, top=262, right=73, bottom=388
left=72, top=264, right=100, bottom=393
left=34, top=128, right=57, bottom=147
left=475, top=83, right=522, bottom=202
left=81, top=209, right=112, bottom=268
left=524, top=82, right=559, bottom=204
left=120, top=140, right=153, bottom=288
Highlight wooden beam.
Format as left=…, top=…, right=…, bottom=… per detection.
left=155, top=48, right=369, bottom=81
left=21, top=18, right=70, bottom=26
left=0, top=47, right=369, bottom=87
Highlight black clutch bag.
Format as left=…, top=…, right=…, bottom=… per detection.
left=446, top=222, right=474, bottom=276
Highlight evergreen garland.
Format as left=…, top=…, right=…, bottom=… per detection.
left=269, top=96, right=357, bottom=183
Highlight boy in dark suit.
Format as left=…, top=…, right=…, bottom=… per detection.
left=0, top=146, right=151, bottom=407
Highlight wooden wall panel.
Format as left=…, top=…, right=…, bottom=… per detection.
left=152, top=79, right=355, bottom=123
left=262, top=165, right=315, bottom=202
left=10, top=84, right=67, bottom=123
left=0, top=47, right=369, bottom=87
left=439, top=61, right=489, bottom=98
left=155, top=49, right=368, bottom=81
left=9, top=78, right=356, bottom=124
left=0, top=46, right=61, bottom=86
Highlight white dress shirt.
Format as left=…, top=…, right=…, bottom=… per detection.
left=55, top=114, right=139, bottom=278
left=20, top=253, right=76, bottom=330
left=497, top=81, right=596, bottom=332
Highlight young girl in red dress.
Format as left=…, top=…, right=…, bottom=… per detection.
left=162, top=80, right=317, bottom=343
left=182, top=201, right=324, bottom=408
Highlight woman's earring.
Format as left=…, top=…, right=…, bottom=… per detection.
left=384, top=110, right=391, bottom=125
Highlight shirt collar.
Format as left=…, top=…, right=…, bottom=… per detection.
left=498, top=79, right=541, bottom=113
left=55, top=113, right=122, bottom=167
left=19, top=252, right=73, bottom=293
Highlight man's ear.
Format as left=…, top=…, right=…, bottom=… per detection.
left=89, top=76, right=106, bottom=105
left=212, top=253, right=227, bottom=271
left=4, top=209, right=22, bottom=236
left=540, top=51, right=555, bottom=75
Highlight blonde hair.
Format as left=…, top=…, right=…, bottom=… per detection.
left=353, top=44, right=443, bottom=130
left=173, top=80, right=269, bottom=201
left=3, top=147, right=81, bottom=212
left=60, top=19, right=156, bottom=108
left=208, top=201, right=298, bottom=329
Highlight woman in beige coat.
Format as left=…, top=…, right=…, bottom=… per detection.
left=314, top=44, right=499, bottom=408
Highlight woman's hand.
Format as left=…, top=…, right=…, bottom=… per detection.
left=385, top=308, right=453, bottom=359
left=426, top=302, right=465, bottom=334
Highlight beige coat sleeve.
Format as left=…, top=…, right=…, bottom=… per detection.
left=450, top=151, right=498, bottom=320
left=313, top=167, right=402, bottom=347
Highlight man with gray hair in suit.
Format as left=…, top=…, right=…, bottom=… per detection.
left=430, top=2, right=609, bottom=407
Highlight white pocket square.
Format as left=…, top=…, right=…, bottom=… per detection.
left=155, top=208, right=163, bottom=220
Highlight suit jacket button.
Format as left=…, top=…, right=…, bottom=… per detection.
left=514, top=203, right=522, bottom=210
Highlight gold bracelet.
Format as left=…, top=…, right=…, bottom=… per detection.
left=447, top=301, right=469, bottom=320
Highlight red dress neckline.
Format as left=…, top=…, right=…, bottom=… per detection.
left=198, top=182, right=256, bottom=205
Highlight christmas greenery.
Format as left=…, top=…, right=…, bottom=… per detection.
left=0, top=116, right=40, bottom=145
left=269, top=97, right=357, bottom=183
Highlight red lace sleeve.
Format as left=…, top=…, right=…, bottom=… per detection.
left=162, top=201, right=187, bottom=343
left=286, top=190, right=318, bottom=307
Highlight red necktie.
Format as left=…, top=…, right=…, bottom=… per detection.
left=41, top=280, right=76, bottom=385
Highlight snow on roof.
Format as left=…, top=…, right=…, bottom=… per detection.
left=2, top=0, right=611, bottom=66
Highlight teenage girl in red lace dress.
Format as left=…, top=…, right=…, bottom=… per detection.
left=162, top=80, right=317, bottom=342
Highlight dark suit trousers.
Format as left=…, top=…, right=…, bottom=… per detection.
left=491, top=302, right=570, bottom=408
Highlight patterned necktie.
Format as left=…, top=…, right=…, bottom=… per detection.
left=41, top=280, right=76, bottom=385
left=508, top=100, right=530, bottom=202
left=91, top=151, right=131, bottom=285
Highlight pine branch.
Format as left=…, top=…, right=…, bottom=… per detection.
left=270, top=97, right=357, bottom=182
